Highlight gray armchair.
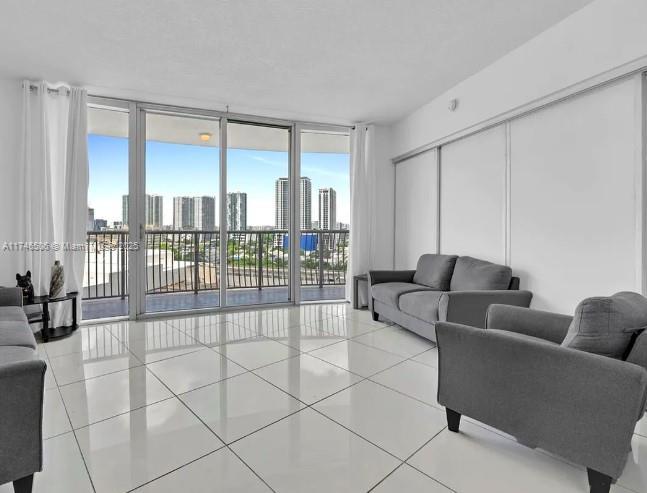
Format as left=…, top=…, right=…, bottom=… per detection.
left=369, top=255, right=532, bottom=341
left=0, top=287, right=46, bottom=493
left=436, top=302, right=647, bottom=493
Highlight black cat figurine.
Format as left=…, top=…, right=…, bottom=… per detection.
left=16, top=271, right=34, bottom=301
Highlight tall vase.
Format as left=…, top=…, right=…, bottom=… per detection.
left=49, top=260, right=65, bottom=299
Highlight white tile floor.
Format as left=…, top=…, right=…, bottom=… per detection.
left=6, top=303, right=647, bottom=492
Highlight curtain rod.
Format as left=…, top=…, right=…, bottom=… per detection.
left=28, top=84, right=70, bottom=96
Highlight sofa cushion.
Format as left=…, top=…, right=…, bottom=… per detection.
left=372, top=282, right=432, bottom=308
left=0, top=345, right=40, bottom=365
left=399, top=291, right=445, bottom=322
left=0, top=320, right=37, bottom=349
left=0, top=306, right=29, bottom=323
left=413, top=254, right=458, bottom=290
left=561, top=292, right=647, bottom=359
left=450, top=256, right=512, bottom=291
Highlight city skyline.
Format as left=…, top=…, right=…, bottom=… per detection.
left=87, top=134, right=350, bottom=227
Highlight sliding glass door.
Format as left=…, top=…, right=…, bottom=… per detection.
left=144, top=112, right=221, bottom=313
left=225, top=122, right=292, bottom=306
left=299, top=129, right=350, bottom=301
left=84, top=98, right=350, bottom=319
left=83, top=104, right=130, bottom=320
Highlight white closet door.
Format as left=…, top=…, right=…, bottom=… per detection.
left=395, top=149, right=438, bottom=269
left=440, top=125, right=506, bottom=263
left=510, top=78, right=638, bottom=313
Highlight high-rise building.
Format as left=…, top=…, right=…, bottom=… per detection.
left=301, top=177, right=312, bottom=229
left=147, top=194, right=163, bottom=228
left=122, top=194, right=163, bottom=228
left=193, top=196, right=216, bottom=230
left=87, top=208, right=95, bottom=231
left=227, top=192, right=247, bottom=231
left=171, top=196, right=216, bottom=230
left=173, top=196, right=194, bottom=230
left=275, top=177, right=312, bottom=230
left=275, top=178, right=289, bottom=230
left=318, top=188, right=337, bottom=230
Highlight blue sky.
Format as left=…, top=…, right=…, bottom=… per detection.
left=88, top=135, right=350, bottom=227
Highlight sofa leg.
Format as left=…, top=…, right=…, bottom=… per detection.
left=446, top=408, right=461, bottom=433
left=587, top=468, right=612, bottom=493
left=372, top=311, right=379, bottom=321
left=13, top=474, right=33, bottom=493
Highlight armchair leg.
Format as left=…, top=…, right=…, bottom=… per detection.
left=587, top=468, right=612, bottom=493
left=13, top=474, right=33, bottom=493
left=372, top=311, right=379, bottom=321
left=446, top=408, right=461, bottom=433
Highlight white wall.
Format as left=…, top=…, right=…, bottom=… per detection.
left=391, top=0, right=647, bottom=314
left=371, top=124, right=395, bottom=269
left=439, top=125, right=506, bottom=264
left=0, top=77, right=22, bottom=285
left=392, top=0, right=647, bottom=157
left=509, top=78, right=638, bottom=313
left=395, top=149, right=438, bottom=269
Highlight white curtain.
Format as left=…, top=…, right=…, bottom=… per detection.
left=20, top=81, right=89, bottom=327
left=346, top=124, right=377, bottom=303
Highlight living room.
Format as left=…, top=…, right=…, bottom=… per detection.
left=1, top=1, right=647, bottom=492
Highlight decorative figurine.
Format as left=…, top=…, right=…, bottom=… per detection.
left=16, top=271, right=34, bottom=301
left=49, top=260, right=64, bottom=299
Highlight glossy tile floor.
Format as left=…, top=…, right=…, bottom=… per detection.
left=6, top=303, right=647, bottom=492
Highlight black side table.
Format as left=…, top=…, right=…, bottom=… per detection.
left=353, top=274, right=368, bottom=310
left=24, top=292, right=79, bottom=342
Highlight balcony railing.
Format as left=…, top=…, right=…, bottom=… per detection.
left=83, top=229, right=349, bottom=299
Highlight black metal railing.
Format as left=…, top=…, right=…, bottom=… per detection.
left=83, top=229, right=349, bottom=299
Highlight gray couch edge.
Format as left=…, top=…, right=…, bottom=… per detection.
left=0, top=287, right=46, bottom=493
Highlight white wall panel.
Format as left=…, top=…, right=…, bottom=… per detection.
left=395, top=149, right=438, bottom=269
left=510, top=78, right=638, bottom=313
left=440, top=125, right=506, bottom=263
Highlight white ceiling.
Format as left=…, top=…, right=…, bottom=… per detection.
left=0, top=0, right=592, bottom=124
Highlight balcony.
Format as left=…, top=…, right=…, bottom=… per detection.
left=83, top=229, right=349, bottom=319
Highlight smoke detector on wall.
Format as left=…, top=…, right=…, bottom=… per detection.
left=448, top=99, right=458, bottom=112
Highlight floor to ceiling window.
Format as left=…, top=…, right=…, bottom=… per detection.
left=82, top=99, right=350, bottom=319
left=144, top=112, right=221, bottom=314
left=226, top=122, right=292, bottom=306
left=299, top=129, right=350, bottom=301
left=83, top=104, right=130, bottom=320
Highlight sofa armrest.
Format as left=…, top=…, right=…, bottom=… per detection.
left=438, top=290, right=532, bottom=328
left=0, top=287, right=23, bottom=307
left=0, top=354, right=46, bottom=484
left=368, top=270, right=416, bottom=314
left=486, top=304, right=572, bottom=344
left=436, top=322, right=647, bottom=479
left=368, top=270, right=416, bottom=286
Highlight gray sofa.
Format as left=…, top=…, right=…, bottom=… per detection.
left=369, top=254, right=532, bottom=341
left=0, top=288, right=46, bottom=493
left=437, top=293, right=647, bottom=493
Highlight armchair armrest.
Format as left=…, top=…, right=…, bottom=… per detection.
left=368, top=270, right=416, bottom=286
left=0, top=287, right=23, bottom=307
left=436, top=322, right=647, bottom=479
left=486, top=304, right=572, bottom=344
left=438, top=290, right=532, bottom=328
left=0, top=351, right=46, bottom=484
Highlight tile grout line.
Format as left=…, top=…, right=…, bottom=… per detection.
left=366, top=426, right=457, bottom=493
left=138, top=360, right=279, bottom=493
left=54, top=384, right=98, bottom=493
left=44, top=310, right=440, bottom=493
